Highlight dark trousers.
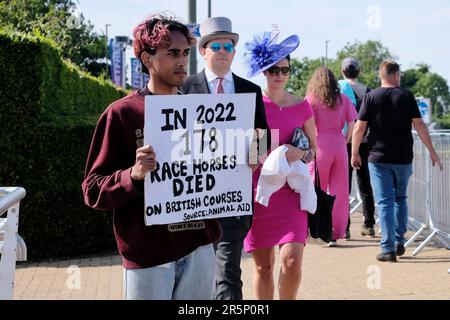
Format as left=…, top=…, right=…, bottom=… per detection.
left=347, top=143, right=376, bottom=230
left=213, top=216, right=251, bottom=300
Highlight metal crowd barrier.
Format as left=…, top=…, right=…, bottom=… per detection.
left=349, top=175, right=363, bottom=215
left=405, top=131, right=450, bottom=256
left=0, top=187, right=26, bottom=300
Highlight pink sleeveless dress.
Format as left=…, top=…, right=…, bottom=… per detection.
left=244, top=96, right=314, bottom=252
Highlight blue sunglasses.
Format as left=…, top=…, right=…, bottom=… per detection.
left=208, top=42, right=235, bottom=53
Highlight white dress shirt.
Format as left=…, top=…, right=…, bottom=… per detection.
left=204, top=67, right=235, bottom=94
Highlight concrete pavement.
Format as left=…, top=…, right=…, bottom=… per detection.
left=12, top=213, right=450, bottom=300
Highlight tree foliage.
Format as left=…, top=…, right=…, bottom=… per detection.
left=0, top=0, right=107, bottom=77
left=334, top=40, right=397, bottom=89
left=287, top=40, right=450, bottom=121
left=401, top=64, right=450, bottom=118
left=287, top=40, right=396, bottom=96
left=286, top=57, right=323, bottom=97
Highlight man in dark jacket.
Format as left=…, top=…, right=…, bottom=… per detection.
left=182, top=16, right=270, bottom=300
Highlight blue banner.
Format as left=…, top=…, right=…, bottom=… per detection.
left=130, top=58, right=150, bottom=89
left=142, top=72, right=150, bottom=87
left=131, top=58, right=142, bottom=89
left=110, top=39, right=123, bottom=87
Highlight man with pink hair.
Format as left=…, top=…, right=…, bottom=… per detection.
left=82, top=14, right=221, bottom=299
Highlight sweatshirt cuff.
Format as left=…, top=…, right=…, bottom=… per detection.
left=121, top=167, right=144, bottom=194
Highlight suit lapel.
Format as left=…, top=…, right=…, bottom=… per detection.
left=192, top=70, right=211, bottom=94
left=233, top=73, right=244, bottom=93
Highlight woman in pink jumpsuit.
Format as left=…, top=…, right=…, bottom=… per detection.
left=306, top=67, right=357, bottom=245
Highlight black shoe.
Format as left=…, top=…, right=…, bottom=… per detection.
left=396, top=244, right=405, bottom=256
left=376, top=252, right=397, bottom=262
left=361, top=225, right=375, bottom=237
left=344, top=230, right=351, bottom=241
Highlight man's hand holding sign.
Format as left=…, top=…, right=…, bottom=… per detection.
left=131, top=145, right=158, bottom=180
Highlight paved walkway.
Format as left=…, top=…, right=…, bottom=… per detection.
left=12, top=213, right=450, bottom=300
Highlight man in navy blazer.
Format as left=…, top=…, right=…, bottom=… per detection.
left=182, top=16, right=270, bottom=300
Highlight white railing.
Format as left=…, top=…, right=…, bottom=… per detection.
left=405, top=131, right=450, bottom=256
left=0, top=187, right=26, bottom=300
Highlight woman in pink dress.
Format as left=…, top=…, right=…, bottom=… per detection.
left=243, top=32, right=317, bottom=300
left=306, top=67, right=358, bottom=246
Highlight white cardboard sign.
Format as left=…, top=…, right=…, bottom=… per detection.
left=144, top=93, right=256, bottom=226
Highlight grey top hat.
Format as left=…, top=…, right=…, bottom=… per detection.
left=198, top=17, right=239, bottom=49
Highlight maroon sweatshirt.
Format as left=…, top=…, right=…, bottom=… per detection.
left=82, top=90, right=222, bottom=269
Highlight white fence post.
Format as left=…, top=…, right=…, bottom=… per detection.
left=0, top=187, right=26, bottom=300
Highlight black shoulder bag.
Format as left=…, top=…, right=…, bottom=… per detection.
left=308, top=160, right=335, bottom=243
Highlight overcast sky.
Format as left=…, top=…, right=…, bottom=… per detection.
left=77, top=0, right=450, bottom=88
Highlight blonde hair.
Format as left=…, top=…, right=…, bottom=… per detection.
left=307, top=67, right=342, bottom=109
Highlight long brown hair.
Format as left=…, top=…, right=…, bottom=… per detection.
left=307, top=67, right=342, bottom=108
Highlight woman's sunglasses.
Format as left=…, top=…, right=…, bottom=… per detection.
left=267, top=66, right=291, bottom=76
left=208, top=42, right=235, bottom=53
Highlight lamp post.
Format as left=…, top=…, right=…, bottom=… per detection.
left=105, top=24, right=112, bottom=78
left=325, top=40, right=330, bottom=67
left=208, top=0, right=211, bottom=18
left=188, top=0, right=197, bottom=75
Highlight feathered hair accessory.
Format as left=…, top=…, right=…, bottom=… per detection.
left=244, top=31, right=300, bottom=78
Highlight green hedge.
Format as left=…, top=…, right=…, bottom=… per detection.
left=0, top=31, right=127, bottom=259
left=437, top=114, right=450, bottom=129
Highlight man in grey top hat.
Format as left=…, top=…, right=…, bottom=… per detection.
left=182, top=16, right=270, bottom=300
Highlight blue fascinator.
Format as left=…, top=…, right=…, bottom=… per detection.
left=245, top=32, right=300, bottom=78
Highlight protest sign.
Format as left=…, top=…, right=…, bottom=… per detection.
left=144, top=93, right=256, bottom=225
